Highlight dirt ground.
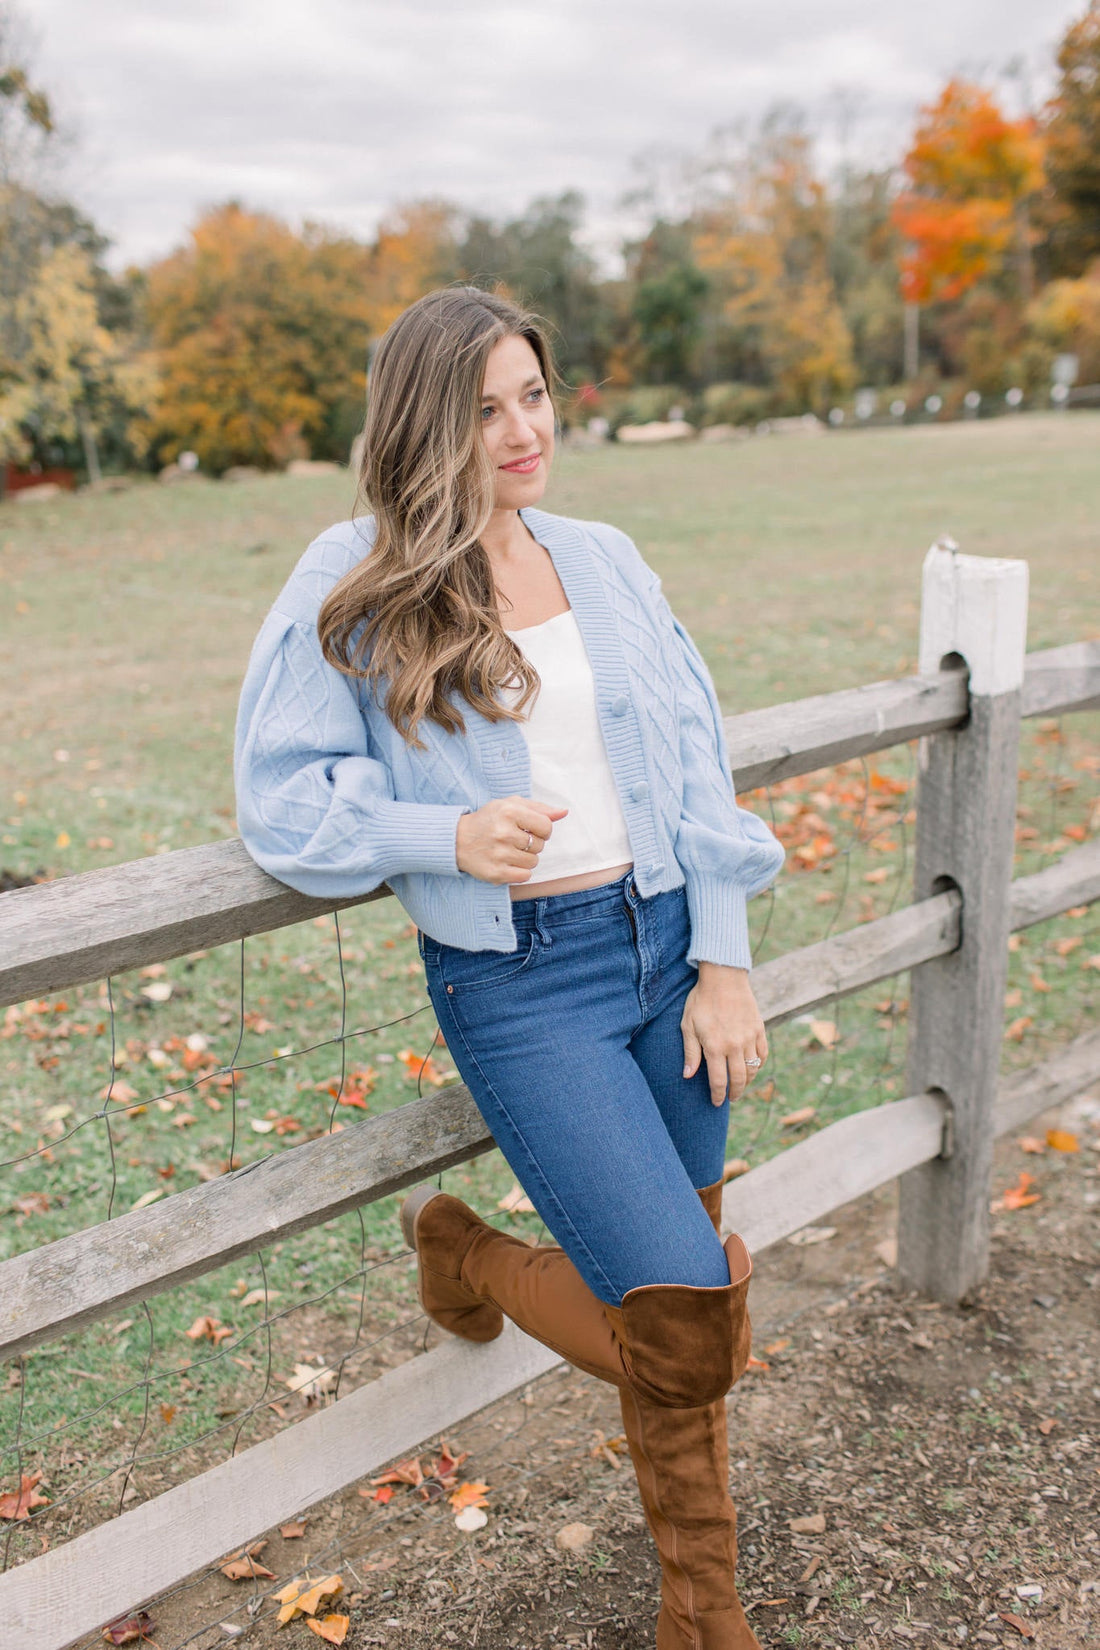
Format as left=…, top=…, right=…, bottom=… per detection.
left=94, top=1086, right=1098, bottom=1650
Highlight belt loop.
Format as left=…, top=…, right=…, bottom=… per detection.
left=534, top=896, right=552, bottom=947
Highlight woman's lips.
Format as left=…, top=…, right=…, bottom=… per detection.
left=500, top=453, right=541, bottom=473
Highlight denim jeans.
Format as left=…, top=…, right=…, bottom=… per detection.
left=417, top=869, right=732, bottom=1307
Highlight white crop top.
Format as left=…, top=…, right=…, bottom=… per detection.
left=501, top=608, right=634, bottom=883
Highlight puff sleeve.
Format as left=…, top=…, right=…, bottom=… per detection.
left=233, top=610, right=471, bottom=900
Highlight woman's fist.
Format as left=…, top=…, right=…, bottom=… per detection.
left=455, top=796, right=568, bottom=884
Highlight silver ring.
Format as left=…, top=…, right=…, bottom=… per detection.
left=745, top=1057, right=762, bottom=1068
left=525, top=831, right=533, bottom=853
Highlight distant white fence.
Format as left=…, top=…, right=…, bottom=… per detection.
left=0, top=543, right=1098, bottom=1648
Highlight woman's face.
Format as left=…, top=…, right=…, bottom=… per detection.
left=479, top=333, right=555, bottom=511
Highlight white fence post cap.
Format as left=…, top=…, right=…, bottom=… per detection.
left=919, top=541, right=1029, bottom=696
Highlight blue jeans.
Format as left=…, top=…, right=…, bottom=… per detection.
left=418, top=869, right=732, bottom=1307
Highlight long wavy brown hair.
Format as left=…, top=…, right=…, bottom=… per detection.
left=317, top=286, right=561, bottom=750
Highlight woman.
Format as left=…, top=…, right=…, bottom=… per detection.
left=234, top=286, right=786, bottom=1649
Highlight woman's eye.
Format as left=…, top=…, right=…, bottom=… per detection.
left=481, top=405, right=495, bottom=421
left=528, top=388, right=545, bottom=403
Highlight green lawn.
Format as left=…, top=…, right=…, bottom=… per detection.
left=0, top=412, right=1096, bottom=1544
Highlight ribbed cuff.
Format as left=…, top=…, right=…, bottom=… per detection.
left=683, top=878, right=753, bottom=971
left=369, top=801, right=471, bottom=878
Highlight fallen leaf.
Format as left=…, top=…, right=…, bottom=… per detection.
left=455, top=1504, right=489, bottom=1532
left=131, top=1188, right=166, bottom=1211
left=863, top=867, right=889, bottom=883
left=1045, top=1129, right=1078, bottom=1153
left=294, top=1576, right=344, bottom=1619
left=780, top=1106, right=816, bottom=1128
left=1005, top=1016, right=1033, bottom=1042
left=431, top=1441, right=468, bottom=1483
left=14, top=1192, right=50, bottom=1217
left=992, top=1171, right=1041, bottom=1212
left=1038, top=1418, right=1057, bottom=1436
left=555, top=1521, right=593, bottom=1553
left=280, top=1522, right=306, bottom=1539
left=788, top=1512, right=826, bottom=1534
left=239, top=1288, right=280, bottom=1309
left=1054, top=935, right=1082, bottom=956
left=997, top=1612, right=1036, bottom=1639
left=370, top=1485, right=394, bottom=1505
left=397, top=1048, right=449, bottom=1086
left=221, top=1542, right=274, bottom=1582
left=140, top=982, right=173, bottom=1003
left=100, top=1080, right=139, bottom=1105
left=450, top=1481, right=490, bottom=1511
left=807, top=1019, right=838, bottom=1050
left=497, top=1182, right=536, bottom=1215
left=0, top=1470, right=49, bottom=1520
left=307, top=1619, right=350, bottom=1646
left=722, top=1158, right=750, bottom=1181
left=1016, top=1136, right=1046, bottom=1155
left=285, top=1363, right=338, bottom=1403
left=185, top=1316, right=233, bottom=1344
left=159, top=1404, right=177, bottom=1425
left=372, top=1456, right=424, bottom=1489
left=101, top=1613, right=156, bottom=1645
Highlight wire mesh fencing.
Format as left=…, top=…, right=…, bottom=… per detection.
left=0, top=694, right=1095, bottom=1646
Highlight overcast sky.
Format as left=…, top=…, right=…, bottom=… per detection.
left=24, top=0, right=1085, bottom=272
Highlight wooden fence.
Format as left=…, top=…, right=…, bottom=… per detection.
left=0, top=542, right=1098, bottom=1648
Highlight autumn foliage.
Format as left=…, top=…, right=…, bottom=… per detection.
left=891, top=80, right=1045, bottom=305
left=142, top=204, right=375, bottom=473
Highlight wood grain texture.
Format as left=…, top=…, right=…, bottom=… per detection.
left=721, top=1092, right=948, bottom=1250
left=1007, top=837, right=1100, bottom=929
left=1017, top=639, right=1100, bottom=717
left=993, top=1029, right=1100, bottom=1140
left=897, top=547, right=1030, bottom=1304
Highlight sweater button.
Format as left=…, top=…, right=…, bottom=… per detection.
left=630, top=781, right=649, bottom=802
left=610, top=694, right=629, bottom=716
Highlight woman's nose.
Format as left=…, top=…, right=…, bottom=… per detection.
left=505, top=407, right=537, bottom=444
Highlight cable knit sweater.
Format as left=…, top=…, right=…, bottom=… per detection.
left=233, top=506, right=786, bottom=970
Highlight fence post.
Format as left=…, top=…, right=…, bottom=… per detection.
left=896, top=539, right=1029, bottom=1304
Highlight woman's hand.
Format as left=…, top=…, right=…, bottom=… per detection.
left=681, top=962, right=768, bottom=1106
left=456, top=795, right=568, bottom=884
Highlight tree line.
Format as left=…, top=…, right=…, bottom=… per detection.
left=1, top=2, right=1098, bottom=477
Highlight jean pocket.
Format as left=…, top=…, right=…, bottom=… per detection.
left=435, top=928, right=540, bottom=995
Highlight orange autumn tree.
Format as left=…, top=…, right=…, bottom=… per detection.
left=891, top=80, right=1045, bottom=306
left=143, top=203, right=374, bottom=472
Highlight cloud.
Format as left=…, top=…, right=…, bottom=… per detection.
left=28, top=0, right=1080, bottom=268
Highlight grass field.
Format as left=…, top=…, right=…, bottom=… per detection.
left=0, top=412, right=1097, bottom=1556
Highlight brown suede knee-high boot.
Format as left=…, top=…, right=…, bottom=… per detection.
left=617, top=1180, right=762, bottom=1649
left=400, top=1186, right=751, bottom=1411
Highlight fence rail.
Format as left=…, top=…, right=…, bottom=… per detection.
left=0, top=546, right=1096, bottom=1650
left=2, top=639, right=1096, bottom=1009
left=1, top=838, right=1097, bottom=1365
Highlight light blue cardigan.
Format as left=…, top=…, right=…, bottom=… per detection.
left=233, top=506, right=785, bottom=969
